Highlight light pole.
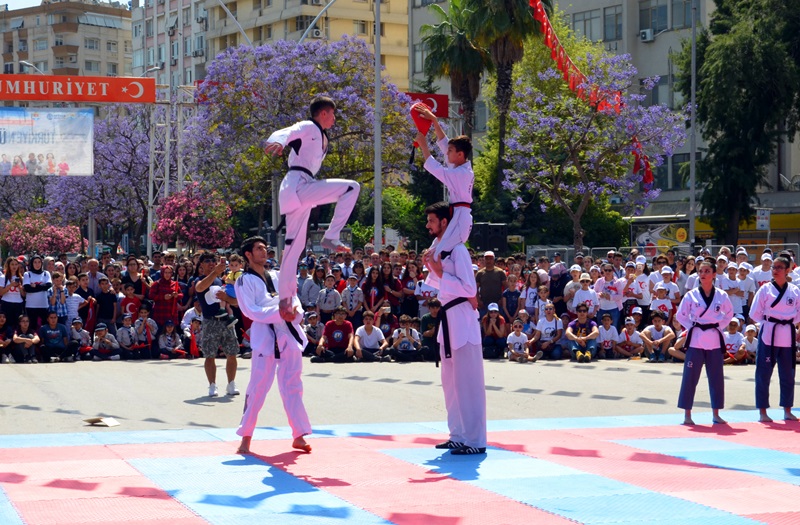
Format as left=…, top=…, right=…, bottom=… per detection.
left=688, top=0, right=697, bottom=248
left=19, top=60, right=45, bottom=75
left=373, top=0, right=382, bottom=251
left=140, top=65, right=161, bottom=77
left=216, top=0, right=252, bottom=46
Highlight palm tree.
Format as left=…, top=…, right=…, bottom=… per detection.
left=468, top=0, right=552, bottom=191
left=422, top=0, right=492, bottom=142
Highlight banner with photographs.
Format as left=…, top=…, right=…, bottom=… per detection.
left=0, top=107, right=94, bottom=176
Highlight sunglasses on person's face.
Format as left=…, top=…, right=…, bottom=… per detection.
left=545, top=307, right=555, bottom=311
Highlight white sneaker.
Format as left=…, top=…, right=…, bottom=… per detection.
left=8, top=355, right=15, bottom=364
left=209, top=383, right=219, bottom=397
left=1, top=355, right=8, bottom=364
left=92, top=355, right=102, bottom=361
left=110, top=355, right=121, bottom=361
left=31, top=358, right=38, bottom=364
left=226, top=381, right=240, bottom=396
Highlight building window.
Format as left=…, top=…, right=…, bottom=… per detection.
left=108, top=63, right=118, bottom=76
left=133, top=23, right=142, bottom=38
left=641, top=76, right=669, bottom=106
left=670, top=153, right=689, bottom=190
left=158, top=44, right=165, bottom=62
left=604, top=5, right=623, bottom=41
left=672, top=0, right=693, bottom=29
left=296, top=16, right=314, bottom=32
left=184, top=67, right=193, bottom=83
left=639, top=0, right=668, bottom=32
left=266, top=24, right=272, bottom=39
left=124, top=40, right=131, bottom=52
left=353, top=20, right=367, bottom=35
left=653, top=164, right=668, bottom=190
left=183, top=7, right=191, bottom=26
left=133, top=50, right=144, bottom=68
left=413, top=43, right=427, bottom=74
left=54, top=35, right=64, bottom=46
left=107, top=40, right=118, bottom=52
left=253, top=0, right=262, bottom=9
left=184, top=36, right=192, bottom=55
left=34, top=39, right=48, bottom=51
left=85, top=38, right=100, bottom=50
left=18, top=40, right=28, bottom=52
left=4, top=64, right=14, bottom=74
left=194, top=35, right=205, bottom=54
left=573, top=9, right=602, bottom=42
left=147, top=48, right=155, bottom=65
left=85, top=61, right=101, bottom=73
left=55, top=57, right=64, bottom=68
left=146, top=20, right=154, bottom=37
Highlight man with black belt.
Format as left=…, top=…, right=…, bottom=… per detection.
left=264, top=96, right=360, bottom=319
left=234, top=236, right=312, bottom=454
left=423, top=202, right=486, bottom=455
left=675, top=259, right=733, bottom=425
left=750, top=255, right=800, bottom=422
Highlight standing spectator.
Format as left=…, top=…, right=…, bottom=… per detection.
left=13, top=314, right=40, bottom=364
left=475, top=251, right=506, bottom=317
left=381, top=263, right=403, bottom=316
left=361, top=266, right=385, bottom=316
left=419, top=298, right=441, bottom=361
left=38, top=312, right=70, bottom=363
left=594, top=263, right=623, bottom=328
left=352, top=261, right=366, bottom=287
left=148, top=265, right=183, bottom=329
left=0, top=257, right=26, bottom=323
left=119, top=283, right=142, bottom=319
left=315, top=274, right=342, bottom=325
left=94, top=277, right=119, bottom=336
left=85, top=259, right=106, bottom=296
left=751, top=252, right=773, bottom=288
left=121, top=257, right=149, bottom=302
left=480, top=303, right=507, bottom=359
left=74, top=273, right=96, bottom=326
left=296, top=263, right=311, bottom=297
left=300, top=266, right=326, bottom=311
left=563, top=265, right=582, bottom=317
left=23, top=255, right=52, bottom=330
left=572, top=273, right=599, bottom=319
left=399, top=262, right=421, bottom=318
left=520, top=271, right=542, bottom=318
left=340, top=274, right=364, bottom=330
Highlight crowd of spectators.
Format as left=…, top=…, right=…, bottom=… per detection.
left=1, top=243, right=798, bottom=368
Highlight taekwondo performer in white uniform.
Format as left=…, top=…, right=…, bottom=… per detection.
left=749, top=255, right=800, bottom=422
left=423, top=202, right=486, bottom=455
left=234, top=236, right=312, bottom=454
left=414, top=105, right=474, bottom=261
left=264, top=96, right=360, bottom=318
left=675, top=258, right=734, bottom=426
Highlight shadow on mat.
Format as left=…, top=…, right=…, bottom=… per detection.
left=418, top=452, right=488, bottom=481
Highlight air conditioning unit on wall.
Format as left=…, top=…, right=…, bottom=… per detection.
left=640, top=29, right=654, bottom=42
left=311, top=28, right=323, bottom=38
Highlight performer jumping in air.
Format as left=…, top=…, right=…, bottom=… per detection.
left=264, top=96, right=360, bottom=318
left=413, top=104, right=473, bottom=261
left=234, top=236, right=312, bottom=454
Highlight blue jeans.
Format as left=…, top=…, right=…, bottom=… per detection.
left=570, top=339, right=597, bottom=360
left=482, top=336, right=507, bottom=359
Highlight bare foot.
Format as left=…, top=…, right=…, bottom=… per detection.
left=321, top=238, right=350, bottom=253
left=759, top=414, right=774, bottom=423
left=784, top=410, right=797, bottom=421
left=682, top=418, right=695, bottom=426
left=712, top=416, right=727, bottom=425
left=237, top=436, right=252, bottom=454
left=292, top=436, right=312, bottom=453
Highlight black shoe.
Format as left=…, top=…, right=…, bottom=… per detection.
left=310, top=356, right=325, bottom=363
left=451, top=445, right=486, bottom=455
left=434, top=440, right=465, bottom=449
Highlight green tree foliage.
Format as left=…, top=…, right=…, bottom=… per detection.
left=675, top=0, right=800, bottom=244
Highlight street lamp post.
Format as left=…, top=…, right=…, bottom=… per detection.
left=141, top=65, right=162, bottom=77
left=688, top=0, right=698, bottom=248
left=19, top=60, right=45, bottom=75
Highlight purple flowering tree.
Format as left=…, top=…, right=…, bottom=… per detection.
left=151, top=182, right=233, bottom=250
left=503, top=53, right=687, bottom=251
left=186, top=36, right=412, bottom=225
left=43, top=105, right=152, bottom=253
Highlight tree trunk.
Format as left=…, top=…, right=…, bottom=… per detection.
left=257, top=202, right=265, bottom=236
left=725, top=208, right=740, bottom=247
left=572, top=217, right=585, bottom=255
left=462, top=99, right=476, bottom=143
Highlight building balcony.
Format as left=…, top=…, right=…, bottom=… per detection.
left=2, top=52, right=12, bottom=62
left=52, top=22, right=80, bottom=34
left=17, top=50, right=28, bottom=61
left=52, top=67, right=80, bottom=75
left=53, top=45, right=80, bottom=57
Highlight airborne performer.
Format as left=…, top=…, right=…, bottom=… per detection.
left=264, top=96, right=360, bottom=318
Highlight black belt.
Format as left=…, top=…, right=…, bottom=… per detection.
left=686, top=322, right=724, bottom=352
left=288, top=166, right=314, bottom=177
left=435, top=297, right=470, bottom=367
left=450, top=201, right=471, bottom=210
left=765, top=316, right=796, bottom=370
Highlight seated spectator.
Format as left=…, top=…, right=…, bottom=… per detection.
left=481, top=303, right=507, bottom=359
left=566, top=304, right=599, bottom=363
left=354, top=311, right=389, bottom=362
left=508, top=319, right=542, bottom=363
left=375, top=306, right=399, bottom=344
left=134, top=307, right=158, bottom=359
left=743, top=324, right=758, bottom=364
left=180, top=298, right=202, bottom=331
left=667, top=329, right=687, bottom=362
left=311, top=306, right=355, bottom=363
left=183, top=318, right=203, bottom=359
left=530, top=302, right=564, bottom=360
left=157, top=320, right=185, bottom=360
left=640, top=311, right=675, bottom=363
left=12, top=314, right=40, bottom=364
left=723, top=318, right=747, bottom=365
left=69, top=317, right=93, bottom=361
left=90, top=323, right=121, bottom=361
left=0, top=313, right=14, bottom=363
left=38, top=312, right=70, bottom=363
left=615, top=317, right=645, bottom=359
left=517, top=309, right=535, bottom=339
left=390, top=314, right=422, bottom=362
left=303, top=311, right=323, bottom=357
left=116, top=314, right=143, bottom=360
left=419, top=298, right=441, bottom=361
left=597, top=313, right=620, bottom=359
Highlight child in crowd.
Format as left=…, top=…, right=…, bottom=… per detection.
left=649, top=284, right=673, bottom=325
left=508, top=319, right=541, bottom=363
left=90, top=323, right=121, bottom=361
left=530, top=302, right=564, bottom=360
left=217, top=254, right=242, bottom=327
left=555, top=313, right=572, bottom=356
left=134, top=307, right=158, bottom=359
left=69, top=318, right=92, bottom=361
left=47, top=271, right=69, bottom=326
left=597, top=312, right=620, bottom=359
left=13, top=315, right=40, bottom=364
left=501, top=275, right=521, bottom=322
left=303, top=311, right=324, bottom=357
left=517, top=309, right=535, bottom=339
left=572, top=273, right=599, bottom=319
left=723, top=318, right=747, bottom=365
left=536, top=285, right=551, bottom=322
left=158, top=320, right=186, bottom=360
left=183, top=318, right=203, bottom=358
left=390, top=314, right=422, bottom=362
left=640, top=311, right=675, bottom=363
left=116, top=314, right=140, bottom=359
left=37, top=312, right=70, bottom=363
left=64, top=278, right=83, bottom=325
left=354, top=311, right=390, bottom=362
left=743, top=324, right=758, bottom=364
left=615, top=317, right=645, bottom=359
left=316, top=274, right=342, bottom=325
left=120, top=283, right=142, bottom=318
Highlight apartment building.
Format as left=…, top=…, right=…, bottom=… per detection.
left=1, top=0, right=131, bottom=80
left=131, top=0, right=409, bottom=90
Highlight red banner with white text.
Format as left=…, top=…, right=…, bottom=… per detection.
left=0, top=75, right=156, bottom=104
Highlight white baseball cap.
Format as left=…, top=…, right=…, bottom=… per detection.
left=488, top=302, right=500, bottom=312
left=761, top=253, right=773, bottom=261
left=727, top=262, right=738, bottom=270
left=483, top=251, right=495, bottom=258
left=660, top=266, right=674, bottom=275
left=740, top=262, right=753, bottom=271
left=717, top=255, right=728, bottom=263
left=569, top=264, right=582, bottom=273
left=745, top=324, right=757, bottom=333
left=729, top=317, right=740, bottom=325
left=632, top=306, right=643, bottom=315
left=635, top=255, right=647, bottom=265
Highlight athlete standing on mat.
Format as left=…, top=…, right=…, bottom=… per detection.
left=749, top=255, right=800, bottom=423
left=234, top=236, right=312, bottom=454
left=675, top=259, right=733, bottom=426
left=423, top=202, right=486, bottom=455
left=264, top=96, right=360, bottom=319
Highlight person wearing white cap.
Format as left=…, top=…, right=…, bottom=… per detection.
left=481, top=303, right=507, bottom=359
left=572, top=273, right=599, bottom=319
left=749, top=255, right=800, bottom=422
left=743, top=324, right=758, bottom=363
left=714, top=255, right=738, bottom=297
left=424, top=202, right=486, bottom=455
left=615, top=316, right=644, bottom=359
left=234, top=236, right=313, bottom=455
left=648, top=255, right=669, bottom=297
left=736, top=262, right=757, bottom=320
left=675, top=258, right=733, bottom=425
left=722, top=318, right=746, bottom=364
left=751, top=252, right=773, bottom=288
left=563, top=264, right=583, bottom=316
